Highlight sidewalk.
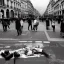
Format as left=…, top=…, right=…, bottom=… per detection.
left=47, top=21, right=61, bottom=38
left=42, top=21, right=64, bottom=41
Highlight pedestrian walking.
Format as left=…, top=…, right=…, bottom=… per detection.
left=20, top=18, right=24, bottom=34
left=52, top=19, right=55, bottom=32
left=2, top=18, right=8, bottom=32
left=27, top=18, right=32, bottom=30
left=46, top=18, right=50, bottom=30
left=15, top=18, right=21, bottom=36
left=33, top=18, right=39, bottom=31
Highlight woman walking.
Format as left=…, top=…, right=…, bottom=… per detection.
left=15, top=18, right=21, bottom=36
left=52, top=19, right=55, bottom=32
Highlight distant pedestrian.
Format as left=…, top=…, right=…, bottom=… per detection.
left=15, top=18, right=21, bottom=36
left=46, top=18, right=49, bottom=30
left=33, top=18, right=39, bottom=31
left=27, top=18, right=32, bottom=30
left=52, top=19, right=55, bottom=32
left=20, top=18, right=24, bottom=34
left=2, top=18, right=8, bottom=32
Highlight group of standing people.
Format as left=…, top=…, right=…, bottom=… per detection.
left=27, top=18, right=39, bottom=31
left=1, top=18, right=10, bottom=32
left=15, top=17, right=39, bottom=36
left=45, top=17, right=64, bottom=37
left=0, top=17, right=39, bottom=36
left=46, top=18, right=55, bottom=32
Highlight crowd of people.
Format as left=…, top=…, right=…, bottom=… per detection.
left=1, top=16, right=64, bottom=37
left=0, top=17, right=39, bottom=36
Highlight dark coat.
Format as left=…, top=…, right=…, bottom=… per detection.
left=60, top=22, right=64, bottom=32
left=27, top=19, right=32, bottom=25
left=15, top=19, right=21, bottom=30
left=46, top=19, right=49, bottom=26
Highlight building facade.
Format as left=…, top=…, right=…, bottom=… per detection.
left=0, top=0, right=22, bottom=18
left=0, top=0, right=34, bottom=19
left=53, top=0, right=64, bottom=16
left=44, top=0, right=55, bottom=16
left=20, top=0, right=34, bottom=19
left=53, top=0, right=62, bottom=16
left=44, top=0, right=64, bottom=18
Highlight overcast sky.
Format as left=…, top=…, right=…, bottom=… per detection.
left=30, top=0, right=50, bottom=15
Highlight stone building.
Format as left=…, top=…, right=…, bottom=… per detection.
left=0, top=0, right=35, bottom=19
left=53, top=0, right=64, bottom=16
left=0, top=0, right=22, bottom=18
left=44, top=0, right=55, bottom=16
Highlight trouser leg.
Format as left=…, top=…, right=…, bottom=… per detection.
left=46, top=26, right=48, bottom=30
left=3, top=25, right=5, bottom=31
left=53, top=26, right=55, bottom=32
left=19, top=27, right=22, bottom=35
left=5, top=25, right=7, bottom=32
left=33, top=25, right=35, bottom=30
left=31, top=25, right=32, bottom=30
left=28, top=25, right=30, bottom=30
left=17, top=29, right=20, bottom=36
left=8, top=25, right=10, bottom=29
left=36, top=26, right=38, bottom=30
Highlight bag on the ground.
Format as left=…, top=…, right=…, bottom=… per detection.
left=14, top=52, right=20, bottom=58
left=1, top=50, right=13, bottom=60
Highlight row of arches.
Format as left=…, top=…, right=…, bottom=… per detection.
left=1, top=9, right=14, bottom=18
left=6, top=9, right=14, bottom=18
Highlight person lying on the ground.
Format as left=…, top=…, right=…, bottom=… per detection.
left=24, top=47, right=33, bottom=56
left=32, top=47, right=50, bottom=58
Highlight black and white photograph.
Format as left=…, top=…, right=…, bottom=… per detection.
left=0, top=0, right=64, bottom=64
